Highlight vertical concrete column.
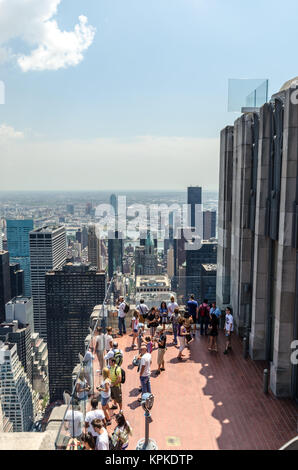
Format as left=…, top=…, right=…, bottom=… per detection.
left=231, top=114, right=254, bottom=334
left=270, top=87, right=298, bottom=396
left=249, top=103, right=272, bottom=360
left=216, top=126, right=234, bottom=309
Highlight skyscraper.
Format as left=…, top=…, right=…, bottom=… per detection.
left=0, top=342, right=36, bottom=432
left=46, top=263, right=106, bottom=401
left=108, top=231, right=123, bottom=280
left=30, top=226, right=66, bottom=340
left=0, top=251, right=11, bottom=323
left=0, top=322, right=33, bottom=385
left=6, top=220, right=34, bottom=298
left=203, top=210, right=217, bottom=239
left=187, top=186, right=202, bottom=229
left=9, top=263, right=24, bottom=299
left=186, top=240, right=217, bottom=302
left=88, top=225, right=101, bottom=269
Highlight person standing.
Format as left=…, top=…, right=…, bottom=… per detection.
left=167, top=296, right=179, bottom=323
left=210, top=302, right=221, bottom=320
left=117, top=296, right=127, bottom=336
left=156, top=326, right=167, bottom=374
left=105, top=327, right=113, bottom=353
left=147, top=307, right=160, bottom=340
left=198, top=299, right=210, bottom=336
left=171, top=308, right=181, bottom=345
left=83, top=346, right=95, bottom=393
left=92, top=419, right=109, bottom=450
left=131, top=310, right=140, bottom=349
left=187, top=294, right=199, bottom=337
left=95, top=327, right=105, bottom=375
left=96, top=367, right=111, bottom=425
left=75, top=371, right=90, bottom=417
left=159, top=301, right=168, bottom=331
left=136, top=299, right=149, bottom=323
left=85, top=398, right=105, bottom=436
left=109, top=357, right=123, bottom=413
left=111, top=413, right=133, bottom=451
left=177, top=318, right=188, bottom=360
left=223, top=307, right=234, bottom=355
left=64, top=403, right=84, bottom=439
left=138, top=344, right=152, bottom=400
left=208, top=313, right=219, bottom=352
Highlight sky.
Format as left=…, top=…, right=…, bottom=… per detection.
left=0, top=0, right=298, bottom=191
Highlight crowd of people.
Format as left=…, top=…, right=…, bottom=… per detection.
left=63, top=294, right=234, bottom=450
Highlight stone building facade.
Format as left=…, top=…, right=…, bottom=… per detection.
left=216, top=78, right=298, bottom=399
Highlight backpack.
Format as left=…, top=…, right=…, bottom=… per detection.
left=199, top=305, right=209, bottom=317
left=138, top=304, right=148, bottom=319
left=117, top=366, right=126, bottom=384
left=124, top=303, right=130, bottom=313
left=114, top=350, right=123, bottom=367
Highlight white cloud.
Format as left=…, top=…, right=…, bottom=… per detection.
left=0, top=0, right=95, bottom=71
left=0, top=124, right=24, bottom=139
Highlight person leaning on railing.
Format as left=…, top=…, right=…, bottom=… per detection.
left=95, top=327, right=105, bottom=375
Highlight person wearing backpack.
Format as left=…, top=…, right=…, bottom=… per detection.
left=136, top=299, right=149, bottom=323
left=112, top=342, right=124, bottom=367
left=109, top=357, right=123, bottom=413
left=117, top=296, right=128, bottom=336
left=199, top=299, right=210, bottom=336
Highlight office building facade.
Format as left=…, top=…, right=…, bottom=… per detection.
left=0, top=251, right=11, bottom=323
left=6, top=220, right=34, bottom=297
left=203, top=210, right=217, bottom=240
left=186, top=240, right=217, bottom=302
left=30, top=226, right=66, bottom=340
left=46, top=263, right=106, bottom=401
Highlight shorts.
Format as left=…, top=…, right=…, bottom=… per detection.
left=162, top=316, right=168, bottom=324
left=101, top=395, right=110, bottom=406
left=111, top=386, right=122, bottom=404
left=133, top=328, right=138, bottom=333
left=157, top=348, right=166, bottom=365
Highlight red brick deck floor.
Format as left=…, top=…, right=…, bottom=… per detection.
left=90, top=328, right=298, bottom=450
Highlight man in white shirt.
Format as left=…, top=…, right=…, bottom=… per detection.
left=136, top=299, right=149, bottom=322
left=138, top=344, right=152, bottom=401
left=83, top=346, right=94, bottom=391
left=92, top=419, right=109, bottom=450
left=95, top=327, right=105, bottom=374
left=85, top=398, right=105, bottom=437
left=224, top=307, right=234, bottom=355
left=65, top=405, right=84, bottom=438
left=167, top=296, right=179, bottom=321
left=117, top=296, right=127, bottom=336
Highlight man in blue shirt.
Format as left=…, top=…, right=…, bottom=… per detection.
left=187, top=294, right=199, bottom=337
left=210, top=302, right=221, bottom=319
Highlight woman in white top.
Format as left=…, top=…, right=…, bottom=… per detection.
left=131, top=310, right=139, bottom=349
left=105, top=327, right=113, bottom=353
left=76, top=371, right=89, bottom=416
left=177, top=318, right=188, bottom=360
left=92, top=419, right=109, bottom=450
left=111, top=413, right=132, bottom=450
left=96, top=367, right=111, bottom=425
